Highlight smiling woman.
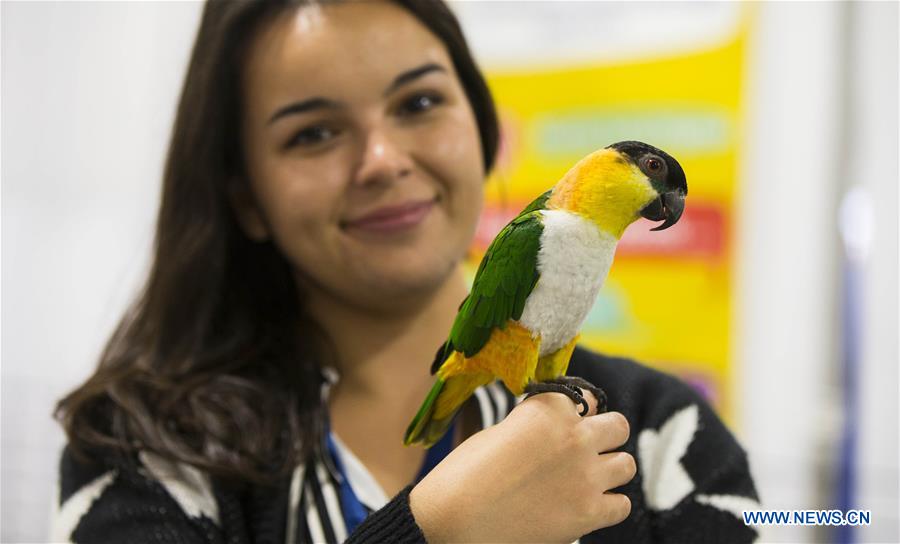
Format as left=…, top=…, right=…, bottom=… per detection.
left=53, top=1, right=757, bottom=543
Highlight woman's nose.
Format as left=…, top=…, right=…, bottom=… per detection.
left=352, top=127, right=413, bottom=186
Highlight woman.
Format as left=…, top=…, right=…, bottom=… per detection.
left=54, top=0, right=759, bottom=542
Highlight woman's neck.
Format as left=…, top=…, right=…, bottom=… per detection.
left=302, top=268, right=469, bottom=399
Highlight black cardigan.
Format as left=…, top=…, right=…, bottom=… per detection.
left=56, top=348, right=760, bottom=543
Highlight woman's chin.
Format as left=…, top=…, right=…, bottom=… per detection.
left=374, top=264, right=453, bottom=294
left=349, top=257, right=460, bottom=304
left=328, top=216, right=471, bottom=307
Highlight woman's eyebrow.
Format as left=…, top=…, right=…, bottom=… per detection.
left=266, top=63, right=446, bottom=126
left=267, top=97, right=341, bottom=126
left=383, top=63, right=447, bottom=96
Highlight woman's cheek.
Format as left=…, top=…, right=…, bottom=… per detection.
left=436, top=111, right=481, bottom=161
left=417, top=117, right=483, bottom=192
left=256, top=173, right=336, bottom=265
left=274, top=156, right=346, bottom=216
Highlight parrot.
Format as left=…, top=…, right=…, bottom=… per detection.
left=404, top=140, right=687, bottom=447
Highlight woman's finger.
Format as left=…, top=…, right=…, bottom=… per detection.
left=592, top=492, right=632, bottom=529
left=582, top=411, right=631, bottom=452
left=594, top=450, right=637, bottom=490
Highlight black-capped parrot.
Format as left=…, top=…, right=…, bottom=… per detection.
left=405, top=141, right=687, bottom=447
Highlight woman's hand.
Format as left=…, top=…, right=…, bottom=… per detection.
left=409, top=389, right=635, bottom=543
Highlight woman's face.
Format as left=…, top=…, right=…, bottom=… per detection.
left=237, top=0, right=485, bottom=310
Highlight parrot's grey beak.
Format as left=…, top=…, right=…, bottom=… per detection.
left=640, top=190, right=685, bottom=231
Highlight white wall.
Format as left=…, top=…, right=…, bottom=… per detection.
left=1, top=2, right=896, bottom=543
left=1, top=3, right=203, bottom=541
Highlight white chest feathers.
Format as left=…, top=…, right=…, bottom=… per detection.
left=517, top=209, right=618, bottom=357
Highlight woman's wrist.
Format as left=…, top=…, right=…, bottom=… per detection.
left=409, top=481, right=455, bottom=544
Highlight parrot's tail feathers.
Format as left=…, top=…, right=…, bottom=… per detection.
left=429, top=341, right=451, bottom=375
left=404, top=378, right=445, bottom=446
left=405, top=367, right=493, bottom=448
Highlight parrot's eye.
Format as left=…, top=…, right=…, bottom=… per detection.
left=641, top=155, right=666, bottom=177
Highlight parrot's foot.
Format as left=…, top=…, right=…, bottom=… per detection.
left=523, top=376, right=608, bottom=417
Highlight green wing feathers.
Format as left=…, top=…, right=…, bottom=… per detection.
left=429, top=192, right=549, bottom=374
left=448, top=207, right=545, bottom=358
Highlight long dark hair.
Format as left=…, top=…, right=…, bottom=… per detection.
left=55, top=0, right=499, bottom=483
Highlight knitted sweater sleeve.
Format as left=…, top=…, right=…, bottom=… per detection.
left=345, top=486, right=426, bottom=543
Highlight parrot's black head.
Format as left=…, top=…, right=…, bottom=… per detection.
left=607, top=140, right=687, bottom=231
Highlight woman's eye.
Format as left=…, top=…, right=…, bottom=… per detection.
left=398, top=93, right=443, bottom=116
left=287, top=125, right=335, bottom=148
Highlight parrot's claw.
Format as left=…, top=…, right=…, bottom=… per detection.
left=555, top=376, right=608, bottom=415
left=524, top=382, right=589, bottom=415
left=523, top=376, right=608, bottom=416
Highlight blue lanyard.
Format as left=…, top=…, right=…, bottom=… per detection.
left=325, top=421, right=457, bottom=534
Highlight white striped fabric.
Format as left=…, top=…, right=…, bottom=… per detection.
left=473, top=387, right=495, bottom=430
left=487, top=382, right=510, bottom=421
left=286, top=463, right=305, bottom=544
left=303, top=478, right=327, bottom=543
left=315, top=463, right=348, bottom=541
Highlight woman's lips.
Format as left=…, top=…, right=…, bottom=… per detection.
left=342, top=199, right=435, bottom=234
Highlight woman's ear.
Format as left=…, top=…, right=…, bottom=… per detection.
left=227, top=177, right=270, bottom=242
